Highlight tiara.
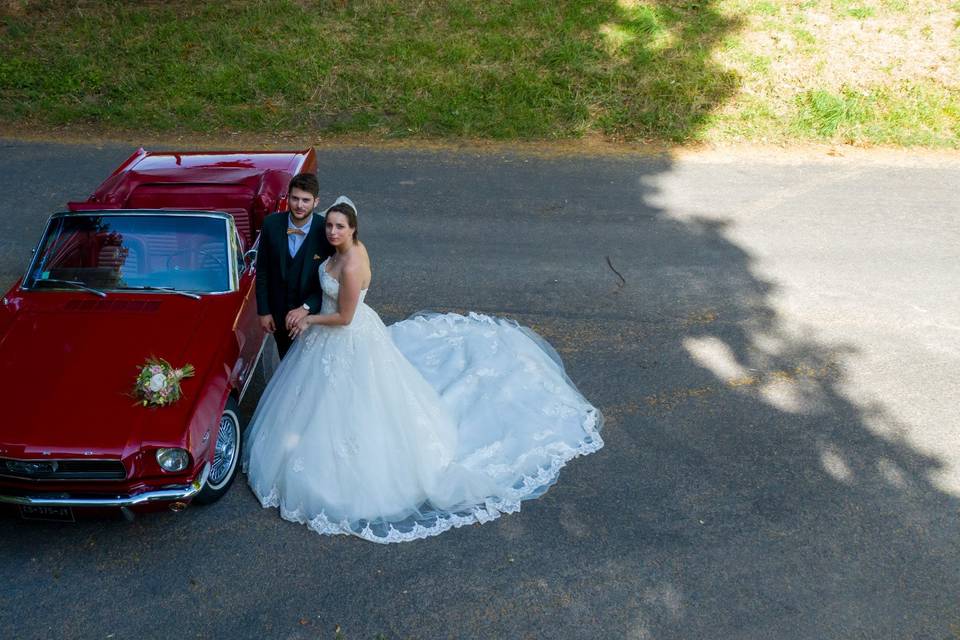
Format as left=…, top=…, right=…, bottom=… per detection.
left=325, top=195, right=357, bottom=217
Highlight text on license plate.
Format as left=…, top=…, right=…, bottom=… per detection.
left=19, top=505, right=74, bottom=522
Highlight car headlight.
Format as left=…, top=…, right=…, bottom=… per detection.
left=156, top=448, right=190, bottom=472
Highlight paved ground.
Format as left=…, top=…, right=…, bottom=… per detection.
left=0, top=139, right=958, bottom=640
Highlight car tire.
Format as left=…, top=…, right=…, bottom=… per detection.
left=194, top=397, right=242, bottom=505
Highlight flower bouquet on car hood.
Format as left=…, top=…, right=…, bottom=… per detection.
left=134, top=358, right=195, bottom=407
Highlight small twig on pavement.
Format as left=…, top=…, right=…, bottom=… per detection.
left=606, top=255, right=626, bottom=288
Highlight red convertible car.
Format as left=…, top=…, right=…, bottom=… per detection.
left=0, top=147, right=317, bottom=521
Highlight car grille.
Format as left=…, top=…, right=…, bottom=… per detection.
left=0, top=458, right=126, bottom=480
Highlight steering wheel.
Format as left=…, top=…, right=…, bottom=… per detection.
left=166, top=247, right=227, bottom=271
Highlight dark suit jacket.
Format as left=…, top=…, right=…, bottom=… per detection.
left=255, top=212, right=334, bottom=324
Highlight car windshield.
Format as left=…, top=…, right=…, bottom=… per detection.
left=25, top=214, right=232, bottom=294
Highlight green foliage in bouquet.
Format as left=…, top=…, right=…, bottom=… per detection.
left=134, top=357, right=195, bottom=407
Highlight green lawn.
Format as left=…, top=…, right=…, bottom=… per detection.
left=1, top=0, right=957, bottom=147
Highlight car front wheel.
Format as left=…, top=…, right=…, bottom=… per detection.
left=194, top=397, right=242, bottom=505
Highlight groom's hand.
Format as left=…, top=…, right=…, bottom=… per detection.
left=286, top=307, right=309, bottom=331
left=259, top=314, right=276, bottom=334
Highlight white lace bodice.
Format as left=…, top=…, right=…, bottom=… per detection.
left=319, top=258, right=369, bottom=315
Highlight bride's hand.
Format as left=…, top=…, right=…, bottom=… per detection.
left=290, top=316, right=311, bottom=339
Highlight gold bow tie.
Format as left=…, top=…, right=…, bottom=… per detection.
left=286, top=227, right=306, bottom=236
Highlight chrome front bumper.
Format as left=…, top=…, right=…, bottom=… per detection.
left=0, top=463, right=209, bottom=509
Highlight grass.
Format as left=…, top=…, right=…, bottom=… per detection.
left=0, top=0, right=957, bottom=147
left=796, top=89, right=870, bottom=137
left=712, top=0, right=960, bottom=146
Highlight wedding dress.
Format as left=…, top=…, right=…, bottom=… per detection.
left=242, top=259, right=603, bottom=543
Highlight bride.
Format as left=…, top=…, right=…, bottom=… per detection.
left=242, top=196, right=603, bottom=543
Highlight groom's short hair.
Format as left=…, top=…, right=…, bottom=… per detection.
left=288, top=173, right=319, bottom=198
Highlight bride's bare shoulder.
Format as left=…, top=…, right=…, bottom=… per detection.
left=355, top=242, right=371, bottom=267
left=345, top=242, right=372, bottom=284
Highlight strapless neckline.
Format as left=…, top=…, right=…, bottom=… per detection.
left=320, top=257, right=369, bottom=292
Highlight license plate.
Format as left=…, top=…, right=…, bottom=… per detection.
left=19, top=505, right=74, bottom=522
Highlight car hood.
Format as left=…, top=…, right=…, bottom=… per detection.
left=0, top=294, right=227, bottom=459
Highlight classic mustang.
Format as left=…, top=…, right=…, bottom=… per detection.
left=0, top=147, right=317, bottom=521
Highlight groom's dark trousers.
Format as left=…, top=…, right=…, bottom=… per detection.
left=255, top=211, right=334, bottom=359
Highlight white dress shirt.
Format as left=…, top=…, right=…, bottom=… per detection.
left=286, top=214, right=312, bottom=257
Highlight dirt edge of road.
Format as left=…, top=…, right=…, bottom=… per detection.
left=3, top=126, right=960, bottom=167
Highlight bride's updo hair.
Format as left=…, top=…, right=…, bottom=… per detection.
left=326, top=202, right=358, bottom=241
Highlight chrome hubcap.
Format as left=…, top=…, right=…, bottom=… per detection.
left=209, top=413, right=238, bottom=486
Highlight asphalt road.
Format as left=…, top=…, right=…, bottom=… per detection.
left=0, top=139, right=958, bottom=640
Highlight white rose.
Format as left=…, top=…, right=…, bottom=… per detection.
left=148, top=373, right=167, bottom=392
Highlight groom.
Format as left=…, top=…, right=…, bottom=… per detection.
left=255, top=172, right=334, bottom=359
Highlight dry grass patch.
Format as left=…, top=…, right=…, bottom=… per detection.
left=737, top=2, right=958, bottom=89
left=712, top=0, right=960, bottom=145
